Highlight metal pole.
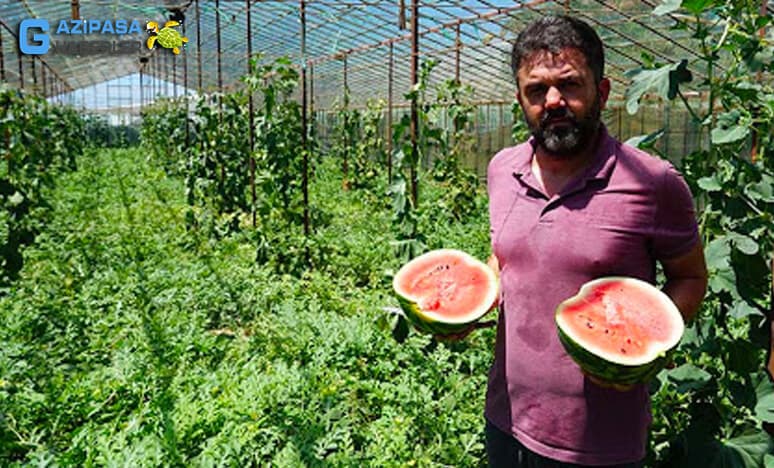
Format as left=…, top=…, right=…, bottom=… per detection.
left=301, top=0, right=310, bottom=265
left=173, top=47, right=178, bottom=99
left=40, top=62, right=46, bottom=97
left=247, top=0, right=256, bottom=227
left=409, top=0, right=419, bottom=207
left=342, top=54, right=349, bottom=188
left=0, top=29, right=4, bottom=82
left=751, top=0, right=767, bottom=163
left=455, top=22, right=461, bottom=84
left=139, top=65, right=144, bottom=110
left=165, top=51, right=170, bottom=97
left=216, top=0, right=223, bottom=193
left=216, top=0, right=223, bottom=95
left=310, top=62, right=315, bottom=141
left=31, top=57, right=36, bottom=92
left=387, top=41, right=393, bottom=182
left=18, top=48, right=24, bottom=90
left=196, top=0, right=202, bottom=92
left=183, top=17, right=189, bottom=135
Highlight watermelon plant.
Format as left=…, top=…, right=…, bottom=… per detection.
left=625, top=1, right=774, bottom=465
left=330, top=88, right=358, bottom=190
left=0, top=85, right=85, bottom=285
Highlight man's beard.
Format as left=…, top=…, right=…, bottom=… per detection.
left=525, top=97, right=601, bottom=158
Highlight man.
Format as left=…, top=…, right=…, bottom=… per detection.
left=483, top=15, right=707, bottom=467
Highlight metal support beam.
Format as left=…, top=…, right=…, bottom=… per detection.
left=0, top=29, right=5, bottom=82
left=301, top=0, right=311, bottom=264
left=387, top=41, right=393, bottom=182
left=409, top=0, right=419, bottom=207
left=196, top=0, right=202, bottom=91
left=247, top=0, right=256, bottom=227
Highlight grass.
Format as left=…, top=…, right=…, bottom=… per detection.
left=0, top=147, right=495, bottom=466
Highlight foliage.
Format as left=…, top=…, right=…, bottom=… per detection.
left=627, top=1, right=774, bottom=465
left=0, top=85, right=85, bottom=285
left=140, top=97, right=191, bottom=176
left=429, top=78, right=480, bottom=222
left=330, top=88, right=358, bottom=190
left=0, top=147, right=494, bottom=466
left=510, top=100, right=531, bottom=143
left=243, top=55, right=314, bottom=274
left=83, top=114, right=139, bottom=148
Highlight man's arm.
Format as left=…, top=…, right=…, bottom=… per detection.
left=660, top=241, right=708, bottom=323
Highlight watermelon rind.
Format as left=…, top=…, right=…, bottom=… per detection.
left=555, top=277, right=684, bottom=385
left=392, top=249, right=498, bottom=335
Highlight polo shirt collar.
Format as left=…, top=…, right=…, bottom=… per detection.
left=512, top=124, right=617, bottom=193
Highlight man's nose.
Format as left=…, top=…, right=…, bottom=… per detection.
left=545, top=86, right=564, bottom=108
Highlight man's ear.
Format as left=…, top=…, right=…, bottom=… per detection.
left=514, top=86, right=524, bottom=109
left=598, top=78, right=611, bottom=110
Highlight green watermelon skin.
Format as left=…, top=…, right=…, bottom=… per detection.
left=555, top=277, right=684, bottom=386
left=557, top=325, right=674, bottom=385
left=396, top=294, right=481, bottom=335
left=392, top=249, right=499, bottom=336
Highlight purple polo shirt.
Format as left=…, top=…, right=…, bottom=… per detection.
left=485, top=127, right=699, bottom=465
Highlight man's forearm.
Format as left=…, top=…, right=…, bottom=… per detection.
left=663, top=277, right=707, bottom=323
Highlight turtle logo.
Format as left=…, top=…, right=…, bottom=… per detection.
left=146, top=20, right=187, bottom=54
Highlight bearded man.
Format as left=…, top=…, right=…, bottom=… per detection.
left=482, top=15, right=707, bottom=467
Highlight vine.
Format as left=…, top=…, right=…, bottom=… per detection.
left=625, top=1, right=774, bottom=465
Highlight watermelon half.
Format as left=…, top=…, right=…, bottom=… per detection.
left=392, top=249, right=499, bottom=335
left=555, top=277, right=684, bottom=385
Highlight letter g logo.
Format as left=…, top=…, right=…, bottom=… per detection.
left=19, top=19, right=50, bottom=55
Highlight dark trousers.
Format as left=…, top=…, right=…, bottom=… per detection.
left=485, top=420, right=643, bottom=468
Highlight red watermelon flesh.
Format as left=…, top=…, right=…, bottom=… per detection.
left=393, top=249, right=499, bottom=334
left=395, top=253, right=492, bottom=319
left=555, top=277, right=684, bottom=383
left=560, top=280, right=674, bottom=358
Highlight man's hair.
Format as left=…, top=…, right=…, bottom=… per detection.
left=511, top=15, right=604, bottom=84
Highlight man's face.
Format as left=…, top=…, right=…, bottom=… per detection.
left=516, top=48, right=610, bottom=158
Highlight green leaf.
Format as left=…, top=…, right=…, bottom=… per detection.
left=724, top=431, right=774, bottom=467
left=705, top=236, right=731, bottom=271
left=392, top=314, right=410, bottom=343
left=698, top=175, right=723, bottom=192
left=754, top=378, right=774, bottom=423
left=711, top=110, right=750, bottom=145
left=666, top=363, right=712, bottom=392
left=765, top=454, right=774, bottom=468
left=681, top=0, right=714, bottom=15
left=624, top=128, right=665, bottom=149
left=709, top=267, right=738, bottom=297
left=624, top=60, right=692, bottom=114
left=653, top=0, right=682, bottom=15
left=744, top=174, right=774, bottom=203
left=8, top=191, right=24, bottom=206
left=728, top=301, right=763, bottom=319
left=728, top=233, right=759, bottom=255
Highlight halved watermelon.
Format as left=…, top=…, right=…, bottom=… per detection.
left=555, top=277, right=684, bottom=385
left=392, top=249, right=499, bottom=335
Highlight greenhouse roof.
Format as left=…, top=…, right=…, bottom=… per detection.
left=1, top=0, right=772, bottom=112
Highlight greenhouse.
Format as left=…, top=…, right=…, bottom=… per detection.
left=1, top=0, right=773, bottom=466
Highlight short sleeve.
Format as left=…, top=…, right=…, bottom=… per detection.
left=652, top=163, right=700, bottom=260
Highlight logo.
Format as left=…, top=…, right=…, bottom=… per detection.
left=145, top=21, right=188, bottom=54
left=19, top=19, right=49, bottom=55
left=18, top=18, right=143, bottom=56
